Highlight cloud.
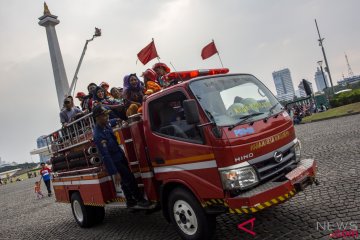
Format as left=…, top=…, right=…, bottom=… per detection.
left=0, top=0, right=359, bottom=163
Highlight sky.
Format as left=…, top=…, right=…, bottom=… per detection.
left=0, top=0, right=359, bottom=163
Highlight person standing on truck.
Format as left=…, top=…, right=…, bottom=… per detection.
left=39, top=162, right=52, bottom=197
left=59, top=97, right=84, bottom=127
left=92, top=105, right=151, bottom=208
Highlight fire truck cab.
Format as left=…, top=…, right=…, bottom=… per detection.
left=46, top=70, right=317, bottom=240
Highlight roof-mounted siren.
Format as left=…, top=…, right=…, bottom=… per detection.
left=165, top=68, right=229, bottom=82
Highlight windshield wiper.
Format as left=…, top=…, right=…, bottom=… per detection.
left=268, top=103, right=280, bottom=116
left=228, top=112, right=264, bottom=130
left=263, top=103, right=282, bottom=122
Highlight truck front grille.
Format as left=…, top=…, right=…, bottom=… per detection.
left=249, top=145, right=296, bottom=181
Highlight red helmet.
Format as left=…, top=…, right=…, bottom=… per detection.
left=143, top=69, right=158, bottom=82
left=100, top=81, right=109, bottom=88
left=152, top=62, right=170, bottom=73
left=75, top=92, right=86, bottom=98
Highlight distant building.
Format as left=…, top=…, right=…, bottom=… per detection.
left=314, top=67, right=330, bottom=92
left=272, top=68, right=295, bottom=102
left=36, top=135, right=50, bottom=163
left=295, top=89, right=305, bottom=98
left=298, top=79, right=313, bottom=97
left=338, top=75, right=360, bottom=86
left=276, top=93, right=296, bottom=102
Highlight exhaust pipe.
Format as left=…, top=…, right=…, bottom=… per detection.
left=89, top=156, right=102, bottom=165
left=87, top=147, right=98, bottom=155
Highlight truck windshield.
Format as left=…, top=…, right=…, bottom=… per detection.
left=189, top=74, right=282, bottom=126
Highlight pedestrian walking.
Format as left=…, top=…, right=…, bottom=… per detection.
left=39, top=162, right=52, bottom=197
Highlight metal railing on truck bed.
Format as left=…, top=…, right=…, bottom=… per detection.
left=45, top=113, right=96, bottom=154
left=45, top=112, right=142, bottom=173
left=44, top=113, right=100, bottom=172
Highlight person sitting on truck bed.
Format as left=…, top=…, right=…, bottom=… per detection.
left=82, top=83, right=98, bottom=112
left=75, top=92, right=87, bottom=111
left=60, top=97, right=84, bottom=127
left=111, top=86, right=141, bottom=118
left=143, top=69, right=162, bottom=96
left=152, top=62, right=171, bottom=87
left=110, top=87, right=125, bottom=105
left=137, top=69, right=162, bottom=114
left=92, top=105, right=151, bottom=208
left=93, top=86, right=127, bottom=120
left=100, top=81, right=113, bottom=99
left=123, top=74, right=143, bottom=116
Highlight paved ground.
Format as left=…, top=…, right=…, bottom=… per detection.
left=1, top=114, right=360, bottom=240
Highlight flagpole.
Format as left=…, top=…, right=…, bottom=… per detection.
left=217, top=53, right=224, bottom=68
left=212, top=39, right=224, bottom=68
left=152, top=38, right=161, bottom=63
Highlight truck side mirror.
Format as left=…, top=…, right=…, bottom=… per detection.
left=183, top=99, right=200, bottom=125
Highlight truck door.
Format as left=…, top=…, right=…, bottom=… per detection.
left=144, top=90, right=223, bottom=198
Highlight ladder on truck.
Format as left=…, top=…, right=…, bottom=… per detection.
left=112, top=114, right=149, bottom=201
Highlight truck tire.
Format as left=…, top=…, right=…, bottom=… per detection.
left=92, top=206, right=105, bottom=224
left=168, top=188, right=216, bottom=240
left=71, top=192, right=97, bottom=228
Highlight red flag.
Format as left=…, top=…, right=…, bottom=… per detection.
left=137, top=40, right=159, bottom=65
left=201, top=41, right=218, bottom=60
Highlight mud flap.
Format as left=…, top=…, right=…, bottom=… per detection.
left=294, top=176, right=314, bottom=192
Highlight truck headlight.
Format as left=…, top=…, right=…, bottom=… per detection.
left=294, top=140, right=301, bottom=162
left=220, top=166, right=259, bottom=190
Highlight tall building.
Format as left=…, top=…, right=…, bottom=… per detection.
left=298, top=79, right=313, bottom=97
left=36, top=135, right=50, bottom=163
left=314, top=67, right=329, bottom=92
left=272, top=68, right=295, bottom=102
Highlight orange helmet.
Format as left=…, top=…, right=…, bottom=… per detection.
left=143, top=69, right=158, bottom=82
left=75, top=92, right=86, bottom=98
left=152, top=62, right=170, bottom=73
left=100, top=81, right=109, bottom=88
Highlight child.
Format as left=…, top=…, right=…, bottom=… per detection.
left=34, top=181, right=44, bottom=199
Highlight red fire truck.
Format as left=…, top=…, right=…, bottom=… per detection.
left=45, top=69, right=318, bottom=240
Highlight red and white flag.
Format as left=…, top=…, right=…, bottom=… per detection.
left=201, top=41, right=218, bottom=60
left=137, top=39, right=159, bottom=65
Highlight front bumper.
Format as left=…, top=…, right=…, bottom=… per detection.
left=207, top=158, right=317, bottom=214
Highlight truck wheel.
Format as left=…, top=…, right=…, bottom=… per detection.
left=168, top=188, right=216, bottom=240
left=71, top=192, right=96, bottom=228
left=92, top=206, right=105, bottom=224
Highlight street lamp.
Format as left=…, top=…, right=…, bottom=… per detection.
left=315, top=19, right=334, bottom=94
left=317, top=60, right=328, bottom=90
left=68, top=27, right=102, bottom=97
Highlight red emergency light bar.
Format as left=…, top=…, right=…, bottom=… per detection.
left=165, top=68, right=229, bottom=82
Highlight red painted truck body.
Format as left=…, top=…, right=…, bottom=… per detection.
left=46, top=71, right=317, bottom=239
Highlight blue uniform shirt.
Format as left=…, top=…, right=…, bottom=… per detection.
left=93, top=119, right=125, bottom=175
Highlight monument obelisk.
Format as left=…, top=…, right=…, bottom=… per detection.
left=38, top=2, right=69, bottom=109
